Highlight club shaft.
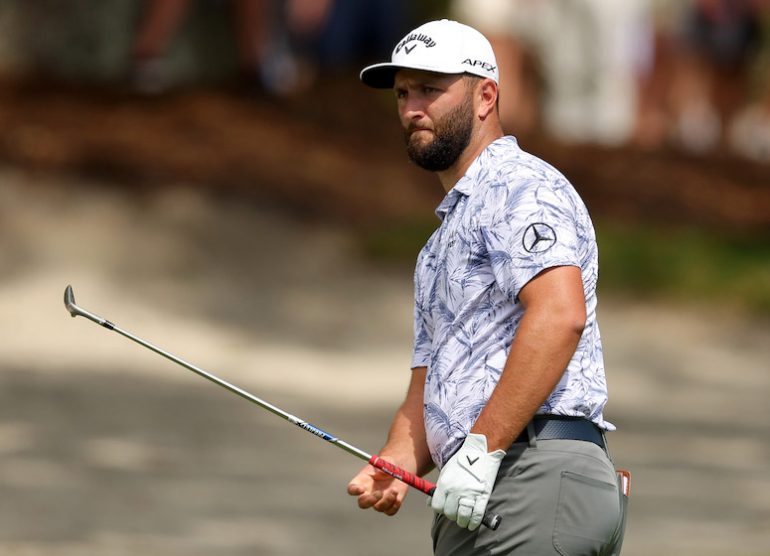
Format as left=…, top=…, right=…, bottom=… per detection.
left=65, top=286, right=501, bottom=530
left=110, top=323, right=372, bottom=461
left=111, top=322, right=499, bottom=529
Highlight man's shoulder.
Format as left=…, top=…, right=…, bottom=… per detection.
left=492, top=138, right=566, bottom=183
left=467, top=138, right=590, bottom=226
left=473, top=137, right=571, bottom=198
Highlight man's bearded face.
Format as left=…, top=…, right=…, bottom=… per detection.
left=403, top=88, right=475, bottom=172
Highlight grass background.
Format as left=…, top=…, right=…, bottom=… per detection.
left=360, top=218, right=770, bottom=317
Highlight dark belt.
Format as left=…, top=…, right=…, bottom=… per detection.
left=513, top=416, right=606, bottom=450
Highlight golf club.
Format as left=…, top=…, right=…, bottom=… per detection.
left=63, top=285, right=502, bottom=531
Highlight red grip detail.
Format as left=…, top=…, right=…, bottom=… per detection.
left=369, top=456, right=436, bottom=495
left=370, top=455, right=502, bottom=530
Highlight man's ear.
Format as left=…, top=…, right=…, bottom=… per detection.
left=477, top=79, right=498, bottom=120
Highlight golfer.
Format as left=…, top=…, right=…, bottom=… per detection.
left=348, top=19, right=627, bottom=555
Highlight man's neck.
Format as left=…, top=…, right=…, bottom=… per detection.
left=437, top=128, right=504, bottom=192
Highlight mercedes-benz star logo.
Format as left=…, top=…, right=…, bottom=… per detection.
left=522, top=223, right=557, bottom=253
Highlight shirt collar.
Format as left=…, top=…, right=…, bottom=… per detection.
left=434, top=136, right=516, bottom=221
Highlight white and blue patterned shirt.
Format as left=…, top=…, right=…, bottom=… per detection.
left=412, top=136, right=613, bottom=468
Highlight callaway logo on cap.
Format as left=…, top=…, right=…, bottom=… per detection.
left=360, top=19, right=499, bottom=89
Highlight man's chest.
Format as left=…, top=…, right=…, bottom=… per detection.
left=416, top=209, right=501, bottom=317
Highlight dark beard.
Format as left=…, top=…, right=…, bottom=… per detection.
left=404, top=96, right=474, bottom=172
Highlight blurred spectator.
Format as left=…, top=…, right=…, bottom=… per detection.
left=636, top=0, right=770, bottom=155
left=451, top=0, right=652, bottom=146
left=670, top=0, right=765, bottom=152
left=728, top=0, right=770, bottom=161
left=273, top=0, right=334, bottom=92
left=313, top=0, right=411, bottom=73
left=130, top=0, right=333, bottom=95
left=632, top=1, right=687, bottom=149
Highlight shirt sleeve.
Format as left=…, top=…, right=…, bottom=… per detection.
left=481, top=177, right=581, bottom=300
left=411, top=251, right=434, bottom=369
left=411, top=303, right=433, bottom=369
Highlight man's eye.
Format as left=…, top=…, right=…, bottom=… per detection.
left=423, top=86, right=437, bottom=94
left=395, top=89, right=407, bottom=99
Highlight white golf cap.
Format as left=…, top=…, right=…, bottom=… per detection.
left=360, top=19, right=499, bottom=89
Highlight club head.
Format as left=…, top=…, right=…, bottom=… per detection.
left=64, top=285, right=84, bottom=318
left=63, top=285, right=115, bottom=329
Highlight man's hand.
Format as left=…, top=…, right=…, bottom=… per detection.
left=429, top=433, right=506, bottom=530
left=347, top=457, right=410, bottom=517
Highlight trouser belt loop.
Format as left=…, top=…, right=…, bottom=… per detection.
left=526, top=421, right=537, bottom=448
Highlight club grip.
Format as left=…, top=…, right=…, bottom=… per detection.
left=368, top=456, right=502, bottom=531
left=369, top=455, right=433, bottom=494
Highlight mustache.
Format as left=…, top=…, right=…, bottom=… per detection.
left=406, top=123, right=434, bottom=134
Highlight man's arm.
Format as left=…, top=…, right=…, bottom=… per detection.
left=427, top=265, right=586, bottom=530
left=471, top=265, right=587, bottom=450
left=347, top=366, right=433, bottom=516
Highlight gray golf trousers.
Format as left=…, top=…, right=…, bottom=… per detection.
left=432, top=436, right=627, bottom=555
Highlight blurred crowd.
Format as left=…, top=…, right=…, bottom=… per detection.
left=129, top=0, right=770, bottom=162
left=129, top=0, right=411, bottom=96
left=451, top=0, right=770, bottom=162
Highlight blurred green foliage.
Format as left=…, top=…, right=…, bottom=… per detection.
left=360, top=219, right=770, bottom=316
left=596, top=223, right=770, bottom=315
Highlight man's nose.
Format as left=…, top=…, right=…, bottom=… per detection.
left=401, top=96, right=427, bottom=121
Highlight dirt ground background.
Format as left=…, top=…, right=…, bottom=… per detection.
left=0, top=82, right=769, bottom=555
left=1, top=80, right=769, bottom=231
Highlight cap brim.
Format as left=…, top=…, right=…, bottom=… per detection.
left=359, top=63, right=401, bottom=89
left=360, top=62, right=470, bottom=89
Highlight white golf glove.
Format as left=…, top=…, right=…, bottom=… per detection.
left=429, top=433, right=506, bottom=530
